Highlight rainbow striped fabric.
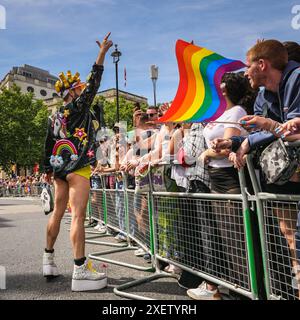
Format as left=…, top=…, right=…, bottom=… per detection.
left=158, top=40, right=245, bottom=123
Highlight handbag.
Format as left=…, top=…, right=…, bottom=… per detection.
left=176, top=147, right=191, bottom=168
left=151, top=166, right=166, bottom=192
left=259, top=138, right=299, bottom=185
left=135, top=163, right=150, bottom=193
left=40, top=183, right=54, bottom=215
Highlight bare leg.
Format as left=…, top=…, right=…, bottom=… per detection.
left=274, top=208, right=298, bottom=269
left=274, top=207, right=300, bottom=299
left=67, top=173, right=90, bottom=259
left=46, top=178, right=69, bottom=250
left=135, top=195, right=148, bottom=235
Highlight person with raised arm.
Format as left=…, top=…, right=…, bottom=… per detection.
left=42, top=33, right=113, bottom=292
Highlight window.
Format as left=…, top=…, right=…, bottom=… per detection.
left=40, top=89, right=47, bottom=97
left=27, top=86, right=34, bottom=93
left=47, top=79, right=56, bottom=85
left=23, top=72, right=32, bottom=78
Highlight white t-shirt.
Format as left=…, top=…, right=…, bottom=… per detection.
left=203, top=106, right=248, bottom=168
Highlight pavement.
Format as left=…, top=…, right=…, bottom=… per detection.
left=0, top=198, right=189, bottom=300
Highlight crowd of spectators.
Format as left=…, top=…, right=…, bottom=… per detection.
left=2, top=39, right=300, bottom=300
left=88, top=39, right=300, bottom=300
left=0, top=174, right=44, bottom=197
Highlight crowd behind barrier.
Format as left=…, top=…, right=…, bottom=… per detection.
left=88, top=172, right=155, bottom=273
left=2, top=158, right=299, bottom=299
left=87, top=157, right=300, bottom=300
left=3, top=39, right=300, bottom=298
left=87, top=163, right=257, bottom=299
left=2, top=116, right=300, bottom=300
left=2, top=120, right=300, bottom=300
left=0, top=175, right=44, bottom=198
left=84, top=95, right=300, bottom=300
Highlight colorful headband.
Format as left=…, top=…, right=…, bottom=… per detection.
left=55, top=71, right=83, bottom=97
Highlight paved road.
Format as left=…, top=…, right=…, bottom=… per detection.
left=0, top=198, right=189, bottom=300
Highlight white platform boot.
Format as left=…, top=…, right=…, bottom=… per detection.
left=43, top=251, right=59, bottom=278
left=71, top=259, right=107, bottom=292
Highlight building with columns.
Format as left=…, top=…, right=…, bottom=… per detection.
left=44, top=88, right=148, bottom=115
left=0, top=64, right=59, bottom=100
left=0, top=66, right=149, bottom=178
left=0, top=65, right=60, bottom=178
left=98, top=88, right=148, bottom=105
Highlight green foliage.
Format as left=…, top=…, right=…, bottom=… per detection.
left=0, top=85, right=49, bottom=173
left=0, top=85, right=148, bottom=174
left=92, top=95, right=147, bottom=131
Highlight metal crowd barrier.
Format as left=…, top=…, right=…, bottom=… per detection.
left=87, top=172, right=155, bottom=272
left=111, top=163, right=260, bottom=300
left=246, top=148, right=300, bottom=300
left=85, top=174, right=127, bottom=246
left=112, top=165, right=178, bottom=300
left=0, top=185, right=43, bottom=197
left=85, top=173, right=128, bottom=247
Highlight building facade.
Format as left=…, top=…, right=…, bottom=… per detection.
left=44, top=88, right=148, bottom=115
left=0, top=65, right=60, bottom=178
left=0, top=66, right=148, bottom=178
left=43, top=96, right=63, bottom=114
left=98, top=88, right=148, bottom=105
left=0, top=64, right=59, bottom=100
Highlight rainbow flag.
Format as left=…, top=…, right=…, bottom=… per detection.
left=158, top=40, right=245, bottom=123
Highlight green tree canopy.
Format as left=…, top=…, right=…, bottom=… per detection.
left=0, top=85, right=49, bottom=174
left=92, top=95, right=147, bottom=131
left=0, top=86, right=148, bottom=175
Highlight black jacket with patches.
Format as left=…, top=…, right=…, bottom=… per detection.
left=44, top=63, right=103, bottom=176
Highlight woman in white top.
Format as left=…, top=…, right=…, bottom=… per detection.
left=201, top=72, right=256, bottom=194
left=187, top=72, right=258, bottom=301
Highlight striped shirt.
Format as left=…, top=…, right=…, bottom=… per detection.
left=183, top=123, right=210, bottom=188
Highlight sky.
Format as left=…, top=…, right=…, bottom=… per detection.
left=0, top=0, right=299, bottom=104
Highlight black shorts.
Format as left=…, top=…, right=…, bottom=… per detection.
left=53, top=171, right=68, bottom=182
left=208, top=166, right=240, bottom=194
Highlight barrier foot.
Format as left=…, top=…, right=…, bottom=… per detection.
left=85, top=238, right=128, bottom=248
left=66, top=227, right=128, bottom=248
left=65, top=221, right=91, bottom=227
left=68, top=229, right=112, bottom=236
left=113, top=272, right=177, bottom=300
left=85, top=230, right=108, bottom=235
left=89, top=248, right=155, bottom=272
left=85, top=235, right=110, bottom=240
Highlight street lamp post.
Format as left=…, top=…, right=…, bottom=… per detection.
left=111, top=44, right=122, bottom=123
left=150, top=65, right=158, bottom=107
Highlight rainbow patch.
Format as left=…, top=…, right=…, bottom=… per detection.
left=52, top=139, right=78, bottom=157
left=158, top=40, right=245, bottom=123
left=50, top=139, right=78, bottom=168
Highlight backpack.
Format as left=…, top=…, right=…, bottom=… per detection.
left=40, top=183, right=54, bottom=215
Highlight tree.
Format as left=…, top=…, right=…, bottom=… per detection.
left=92, top=95, right=147, bottom=131
left=0, top=85, right=49, bottom=174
